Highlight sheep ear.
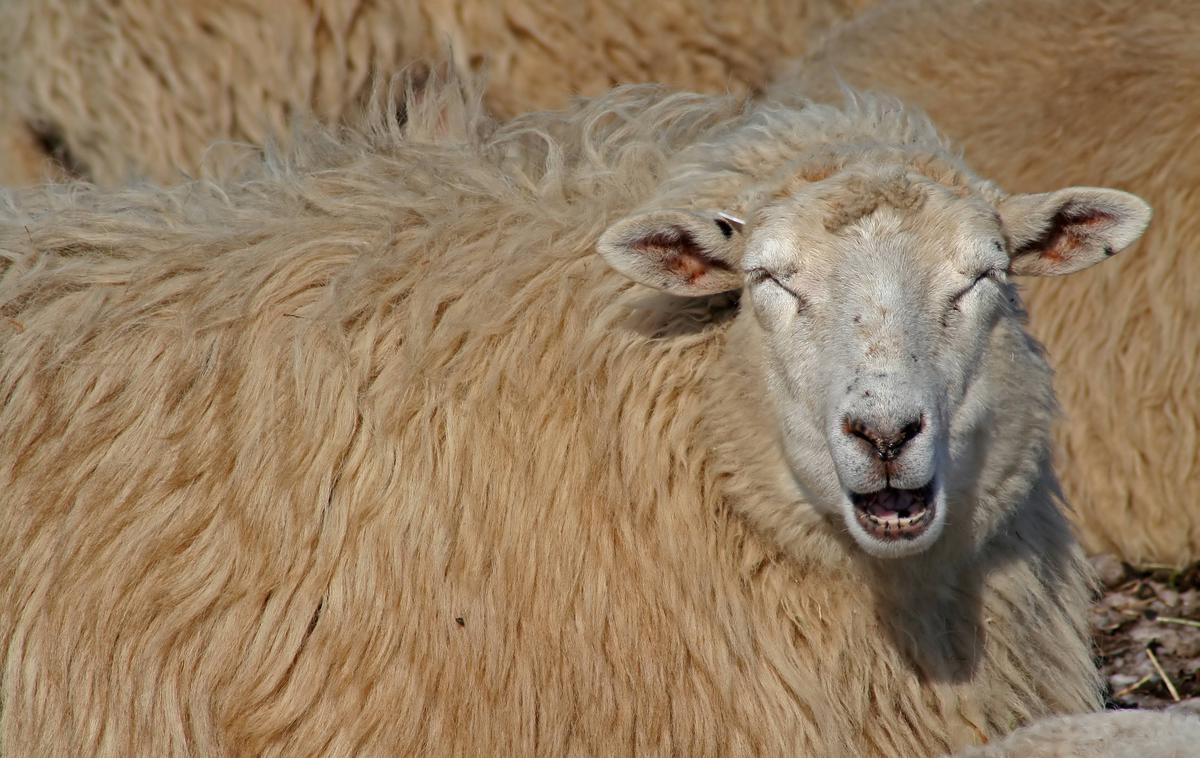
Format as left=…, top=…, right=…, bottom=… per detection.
left=999, top=187, right=1151, bottom=276
left=597, top=209, right=746, bottom=296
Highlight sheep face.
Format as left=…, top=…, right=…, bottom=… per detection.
left=599, top=169, right=1149, bottom=558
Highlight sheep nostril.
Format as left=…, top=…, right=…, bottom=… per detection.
left=897, top=415, right=925, bottom=447
left=843, top=416, right=875, bottom=447
left=843, top=414, right=925, bottom=461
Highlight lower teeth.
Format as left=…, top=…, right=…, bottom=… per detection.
left=866, top=510, right=926, bottom=527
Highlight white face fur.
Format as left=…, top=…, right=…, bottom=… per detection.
left=599, top=169, right=1150, bottom=558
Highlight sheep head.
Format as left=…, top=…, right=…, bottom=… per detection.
left=599, top=164, right=1150, bottom=559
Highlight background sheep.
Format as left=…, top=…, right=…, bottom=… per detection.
left=768, top=0, right=1200, bottom=565
left=946, top=709, right=1200, bottom=758
left=6, top=0, right=1190, bottom=571
left=0, top=79, right=1121, bottom=756
left=0, top=0, right=873, bottom=186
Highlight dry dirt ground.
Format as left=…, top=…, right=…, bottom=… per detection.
left=1090, top=555, right=1200, bottom=712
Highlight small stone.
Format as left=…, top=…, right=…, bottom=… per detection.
left=1156, top=587, right=1181, bottom=608
left=1091, top=553, right=1128, bottom=589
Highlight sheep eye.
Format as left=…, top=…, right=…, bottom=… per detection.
left=747, top=267, right=807, bottom=310
left=950, top=268, right=1003, bottom=308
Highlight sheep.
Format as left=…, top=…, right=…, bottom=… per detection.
left=0, top=0, right=873, bottom=186
left=764, top=0, right=1200, bottom=566
left=0, top=78, right=1148, bottom=756
left=945, top=709, right=1200, bottom=758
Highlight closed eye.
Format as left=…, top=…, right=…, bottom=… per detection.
left=747, top=267, right=807, bottom=308
left=951, top=268, right=1004, bottom=306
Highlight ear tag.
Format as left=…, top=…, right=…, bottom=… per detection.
left=716, top=211, right=746, bottom=231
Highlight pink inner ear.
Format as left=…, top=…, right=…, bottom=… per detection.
left=634, top=226, right=733, bottom=284
left=1019, top=207, right=1115, bottom=262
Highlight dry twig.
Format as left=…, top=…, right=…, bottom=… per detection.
left=1145, top=647, right=1181, bottom=702
left=1113, top=673, right=1154, bottom=698
left=1155, top=616, right=1200, bottom=629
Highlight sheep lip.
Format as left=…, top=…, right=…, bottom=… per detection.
left=849, top=483, right=936, bottom=542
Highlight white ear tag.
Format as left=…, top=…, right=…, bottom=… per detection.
left=716, top=211, right=746, bottom=231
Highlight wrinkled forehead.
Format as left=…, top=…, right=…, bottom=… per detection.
left=746, top=172, right=1005, bottom=275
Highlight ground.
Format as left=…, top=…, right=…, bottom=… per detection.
left=1091, top=555, right=1200, bottom=712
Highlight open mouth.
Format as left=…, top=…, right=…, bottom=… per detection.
left=850, top=482, right=936, bottom=542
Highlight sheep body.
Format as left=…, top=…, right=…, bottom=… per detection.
left=769, top=0, right=1200, bottom=565
left=0, top=0, right=871, bottom=185
left=0, top=82, right=1098, bottom=756
left=947, top=709, right=1200, bottom=758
